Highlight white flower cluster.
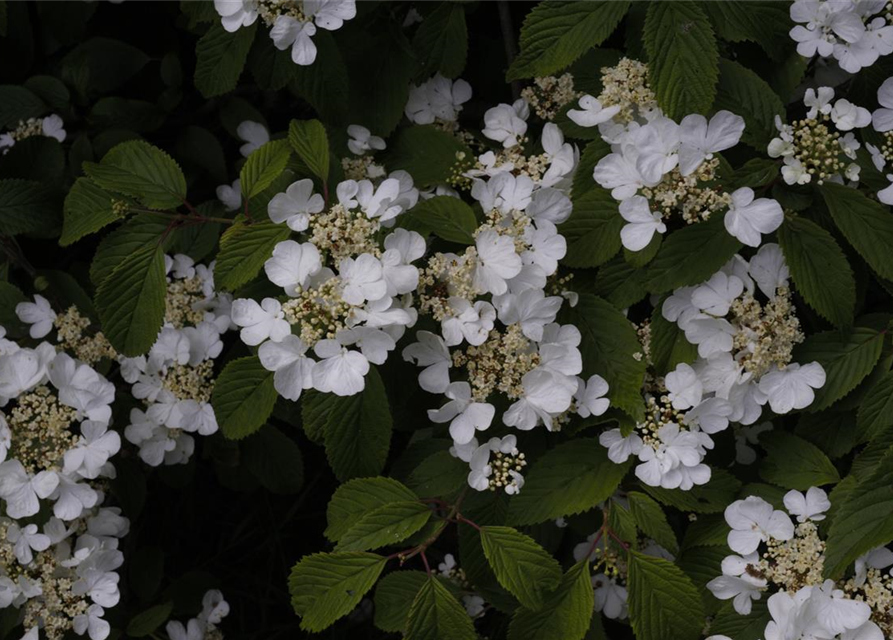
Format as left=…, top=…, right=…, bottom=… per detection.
left=0, top=114, right=66, bottom=155
left=166, top=590, right=230, bottom=640
left=769, top=86, right=870, bottom=186
left=600, top=246, right=826, bottom=490
left=405, top=74, right=472, bottom=128
left=403, top=101, right=609, bottom=495
left=568, top=59, right=784, bottom=250
left=214, top=0, right=355, bottom=66
left=707, top=489, right=890, bottom=640
left=0, top=327, right=127, bottom=640
left=232, top=167, right=423, bottom=399
left=790, top=0, right=893, bottom=73
left=437, top=554, right=485, bottom=619
left=120, top=255, right=234, bottom=467
left=863, top=76, right=893, bottom=203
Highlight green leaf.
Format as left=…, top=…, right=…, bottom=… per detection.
left=289, top=30, right=350, bottom=124
left=406, top=449, right=468, bottom=498
left=211, top=356, right=278, bottom=440
left=325, top=477, right=420, bottom=543
left=507, top=1, right=630, bottom=80
left=507, top=437, right=630, bottom=525
left=95, top=244, right=166, bottom=356
left=336, top=501, right=431, bottom=552
left=777, top=214, right=855, bottom=328
left=571, top=138, right=611, bottom=200
left=214, top=220, right=291, bottom=291
left=0, top=85, right=46, bottom=128
left=821, top=181, right=893, bottom=281
left=825, top=446, right=893, bottom=578
left=324, top=367, right=393, bottom=481
left=90, top=214, right=171, bottom=287
left=405, top=575, right=478, bottom=640
left=60, top=37, right=149, bottom=98
left=857, top=371, right=893, bottom=441
left=384, top=125, right=471, bottom=189
left=374, top=571, right=428, bottom=633
left=796, top=410, right=858, bottom=459
left=703, top=1, right=791, bottom=60
left=0, top=282, right=27, bottom=337
left=194, top=22, right=256, bottom=98
left=644, top=2, right=718, bottom=120
left=628, top=492, right=678, bottom=554
left=289, top=552, right=387, bottom=632
left=713, top=58, right=785, bottom=150
left=61, top=178, right=123, bottom=246
left=126, top=602, right=173, bottom=638
left=403, top=196, right=477, bottom=245
left=480, top=525, right=563, bottom=609
left=560, top=294, right=647, bottom=420
left=759, top=431, right=840, bottom=490
left=561, top=188, right=623, bottom=268
left=507, top=560, right=593, bottom=640
left=647, top=212, right=742, bottom=293
left=649, top=302, right=698, bottom=376
left=0, top=179, right=60, bottom=236
left=592, top=258, right=650, bottom=309
left=793, top=326, right=884, bottom=412
left=709, top=601, right=772, bottom=640
left=84, top=140, right=187, bottom=210
left=242, top=425, right=304, bottom=495
left=412, top=2, right=468, bottom=79
left=627, top=550, right=705, bottom=640
left=288, top=119, right=330, bottom=183
left=240, top=139, right=291, bottom=199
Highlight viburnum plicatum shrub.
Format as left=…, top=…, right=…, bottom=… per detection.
left=8, top=1, right=893, bottom=640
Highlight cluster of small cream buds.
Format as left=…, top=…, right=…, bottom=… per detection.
left=162, top=360, right=215, bottom=403
left=597, top=58, right=657, bottom=123
left=635, top=321, right=652, bottom=366
left=111, top=199, right=129, bottom=218
left=448, top=151, right=474, bottom=190
left=165, top=276, right=207, bottom=329
left=6, top=386, right=77, bottom=473
left=545, top=271, right=574, bottom=298
left=760, top=522, right=825, bottom=592
left=341, top=156, right=386, bottom=181
left=282, top=277, right=352, bottom=346
left=53, top=306, right=117, bottom=365
left=789, top=115, right=844, bottom=185
left=418, top=251, right=478, bottom=320
left=844, top=569, right=893, bottom=635
left=638, top=388, right=687, bottom=449
left=257, top=0, right=306, bottom=26
left=730, top=287, right=804, bottom=377
left=309, top=203, right=381, bottom=261
left=640, top=159, right=730, bottom=225
left=7, top=117, right=44, bottom=142
left=880, top=130, right=893, bottom=164
left=520, top=73, right=580, bottom=121
left=594, top=547, right=627, bottom=583
left=476, top=208, right=531, bottom=252
left=22, top=550, right=89, bottom=640
left=488, top=448, right=527, bottom=491
left=452, top=325, right=539, bottom=402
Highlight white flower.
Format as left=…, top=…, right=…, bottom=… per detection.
left=804, top=86, right=835, bottom=119
left=634, top=423, right=710, bottom=490
left=335, top=327, right=396, bottom=365
left=442, top=299, right=495, bottom=347
left=599, top=428, right=643, bottom=463
left=574, top=375, right=610, bottom=418
left=854, top=547, right=893, bottom=587
left=42, top=114, right=66, bottom=142
left=199, top=589, right=230, bottom=626
left=214, top=0, right=258, bottom=32
left=216, top=179, right=242, bottom=211
left=305, top=0, right=356, bottom=30
left=52, top=473, right=100, bottom=520
left=0, top=460, right=59, bottom=519
left=258, top=335, right=315, bottom=401
left=6, top=523, right=51, bottom=565
left=724, top=496, right=794, bottom=555
left=48, top=354, right=115, bottom=425
left=16, top=294, right=56, bottom=339
left=473, top=229, right=522, bottom=295
left=462, top=595, right=485, bottom=618
left=236, top=120, right=269, bottom=157
left=831, top=98, right=871, bottom=130
left=402, top=331, right=451, bottom=393
left=677, top=110, right=745, bottom=176
left=231, top=298, right=291, bottom=346
left=482, top=99, right=529, bottom=148
left=758, top=361, right=826, bottom=414
left=706, top=552, right=766, bottom=615
left=270, top=15, right=318, bottom=66
left=405, top=74, right=472, bottom=124
left=684, top=315, right=736, bottom=358
left=619, top=195, right=665, bottom=251
left=566, top=94, right=621, bottom=127
left=592, top=573, right=628, bottom=619
left=872, top=77, right=893, bottom=131
left=267, top=179, right=325, bottom=231
left=781, top=157, right=811, bottom=185
left=347, top=124, right=385, bottom=155
left=493, top=288, right=562, bottom=342
left=63, top=422, right=121, bottom=480
left=311, top=339, right=369, bottom=396
left=356, top=178, right=402, bottom=221
left=166, top=620, right=204, bottom=640
left=783, top=487, right=831, bottom=523
left=339, top=254, right=388, bottom=305
left=724, top=187, right=783, bottom=248
left=748, top=243, right=789, bottom=299
left=665, top=363, right=703, bottom=411
left=467, top=442, right=492, bottom=491
left=527, top=188, right=572, bottom=225
left=504, top=368, right=575, bottom=431
left=428, top=382, right=495, bottom=445
left=692, top=272, right=744, bottom=317
left=264, top=240, right=322, bottom=296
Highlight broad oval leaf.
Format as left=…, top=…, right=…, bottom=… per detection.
left=210, top=356, right=277, bottom=440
